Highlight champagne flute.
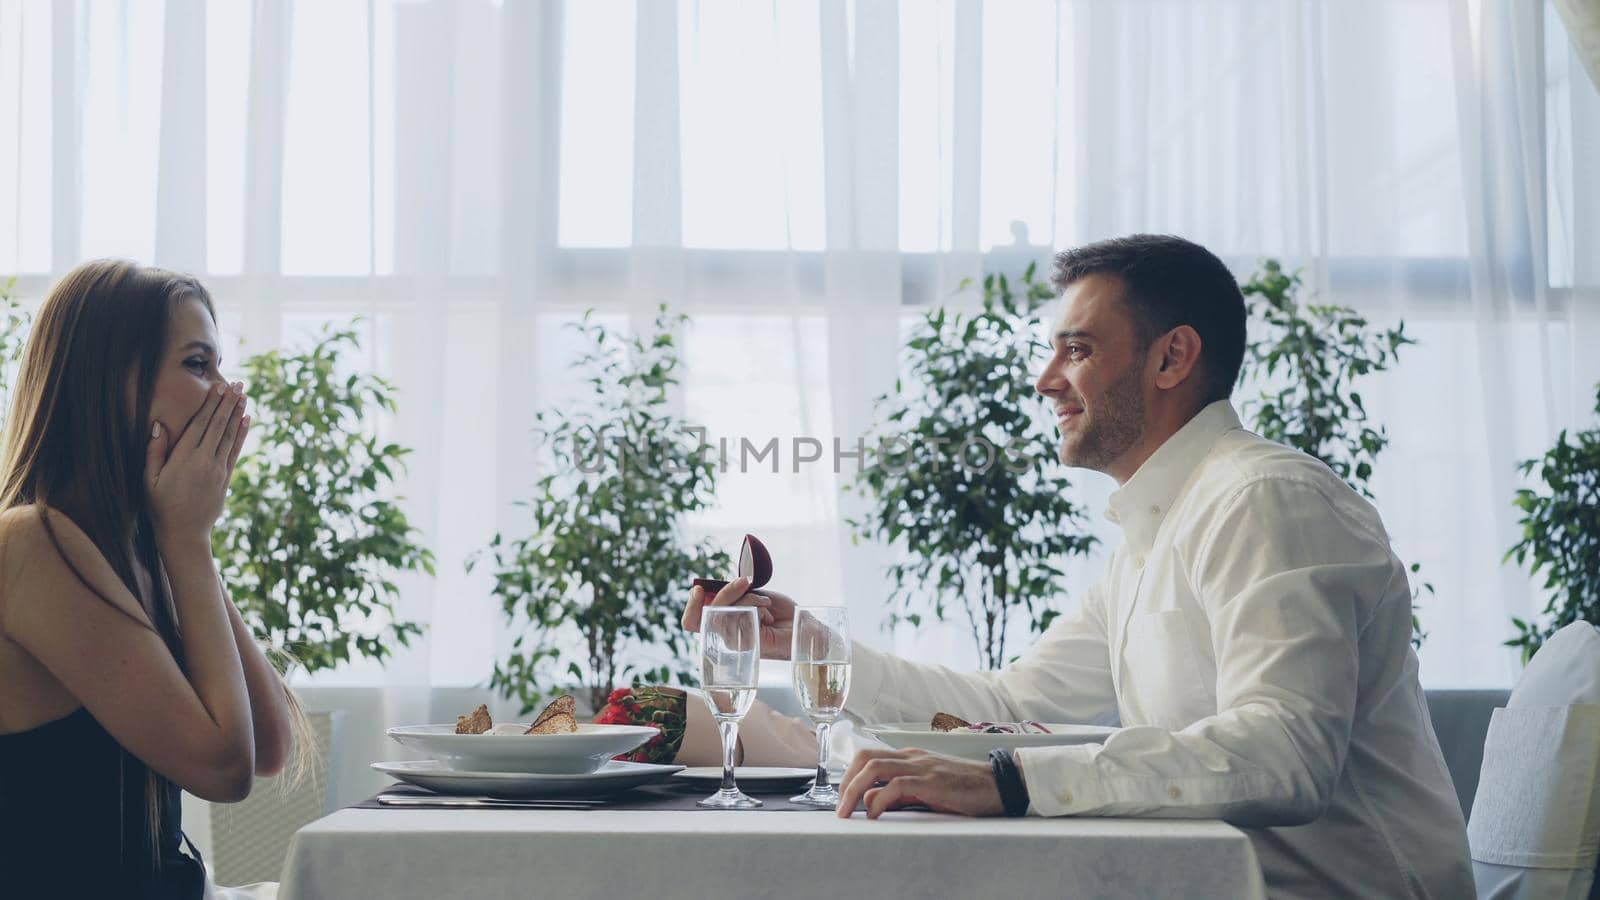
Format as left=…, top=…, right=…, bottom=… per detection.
left=790, top=606, right=851, bottom=807
left=697, top=606, right=763, bottom=809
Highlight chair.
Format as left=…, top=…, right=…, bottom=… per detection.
left=1427, top=688, right=1512, bottom=818
left=207, top=710, right=343, bottom=886
left=1468, top=623, right=1600, bottom=900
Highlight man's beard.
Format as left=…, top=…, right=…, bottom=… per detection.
left=1059, top=357, right=1146, bottom=471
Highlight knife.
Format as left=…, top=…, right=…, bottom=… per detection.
left=377, top=794, right=604, bottom=809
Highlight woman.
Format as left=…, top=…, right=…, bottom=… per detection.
left=0, top=260, right=298, bottom=898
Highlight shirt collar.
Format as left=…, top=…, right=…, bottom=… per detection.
left=1104, top=400, right=1244, bottom=556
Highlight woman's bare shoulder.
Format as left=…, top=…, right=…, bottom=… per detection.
left=0, top=505, right=148, bottom=628
left=0, top=504, right=91, bottom=564
left=0, top=504, right=54, bottom=572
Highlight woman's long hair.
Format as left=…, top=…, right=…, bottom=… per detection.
left=0, top=259, right=308, bottom=873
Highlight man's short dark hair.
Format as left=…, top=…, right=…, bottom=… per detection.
left=1051, top=234, right=1246, bottom=402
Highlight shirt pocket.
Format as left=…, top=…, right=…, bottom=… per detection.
left=1122, top=609, right=1210, bottom=730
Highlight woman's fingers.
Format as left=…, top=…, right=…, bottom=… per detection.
left=144, top=421, right=169, bottom=488
left=216, top=389, right=246, bottom=459
left=226, top=415, right=250, bottom=473
left=186, top=383, right=229, bottom=450
left=202, top=382, right=244, bottom=456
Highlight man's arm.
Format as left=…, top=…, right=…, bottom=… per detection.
left=684, top=570, right=1119, bottom=727
left=844, top=578, right=1119, bottom=728
left=1015, top=477, right=1383, bottom=826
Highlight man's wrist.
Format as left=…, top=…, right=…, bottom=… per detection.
left=989, top=748, right=1030, bottom=817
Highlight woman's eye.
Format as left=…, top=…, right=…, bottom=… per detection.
left=184, top=357, right=208, bottom=372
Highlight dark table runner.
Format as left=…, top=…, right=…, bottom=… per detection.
left=355, top=780, right=862, bottom=813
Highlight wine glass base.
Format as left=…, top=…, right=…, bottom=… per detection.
left=697, top=788, right=764, bottom=809
left=789, top=782, right=841, bottom=808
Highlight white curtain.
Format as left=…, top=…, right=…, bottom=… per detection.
left=1, top=0, right=1596, bottom=738
left=1555, top=0, right=1600, bottom=91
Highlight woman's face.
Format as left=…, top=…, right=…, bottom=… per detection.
left=147, top=296, right=231, bottom=443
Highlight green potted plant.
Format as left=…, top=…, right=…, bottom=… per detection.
left=1238, top=260, right=1429, bottom=644
left=1506, top=382, right=1600, bottom=662
left=206, top=322, right=434, bottom=885
left=852, top=263, right=1097, bottom=669
left=475, top=305, right=729, bottom=714
left=213, top=324, right=435, bottom=673
left=0, top=276, right=29, bottom=405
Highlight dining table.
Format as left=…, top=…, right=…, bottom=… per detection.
left=276, top=781, right=1267, bottom=900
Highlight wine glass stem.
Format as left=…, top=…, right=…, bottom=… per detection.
left=718, top=718, right=740, bottom=792
left=813, top=719, right=832, bottom=787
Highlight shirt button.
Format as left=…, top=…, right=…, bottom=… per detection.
left=1167, top=785, right=1182, bottom=800
left=1059, top=790, right=1074, bottom=805
left=1133, top=554, right=1146, bottom=569
left=1149, top=505, right=1161, bottom=516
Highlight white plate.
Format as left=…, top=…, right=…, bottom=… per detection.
left=386, top=723, right=659, bottom=774
left=673, top=766, right=820, bottom=792
left=372, top=759, right=684, bottom=798
left=862, top=723, right=1116, bottom=760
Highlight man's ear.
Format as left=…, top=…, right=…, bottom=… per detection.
left=1153, top=325, right=1203, bottom=391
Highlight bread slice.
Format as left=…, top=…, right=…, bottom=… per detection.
left=526, top=711, right=578, bottom=735
left=525, top=694, right=578, bottom=734
left=455, top=704, right=493, bottom=735
left=930, top=712, right=970, bottom=733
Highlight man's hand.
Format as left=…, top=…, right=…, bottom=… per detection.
left=836, top=748, right=1008, bottom=819
left=682, top=577, right=796, bottom=661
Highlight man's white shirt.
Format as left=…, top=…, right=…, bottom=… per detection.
left=844, top=400, right=1474, bottom=899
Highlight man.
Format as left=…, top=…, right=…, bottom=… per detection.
left=684, top=235, right=1473, bottom=899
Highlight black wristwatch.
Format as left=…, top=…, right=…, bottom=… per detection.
left=989, top=748, right=1030, bottom=817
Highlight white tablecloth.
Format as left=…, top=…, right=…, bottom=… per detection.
left=278, top=807, right=1265, bottom=900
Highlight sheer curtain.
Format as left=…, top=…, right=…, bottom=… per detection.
left=1, top=1, right=1595, bottom=744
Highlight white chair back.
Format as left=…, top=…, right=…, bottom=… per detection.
left=1468, top=623, right=1600, bottom=900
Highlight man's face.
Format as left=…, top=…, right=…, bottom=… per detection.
left=1034, top=273, right=1151, bottom=473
